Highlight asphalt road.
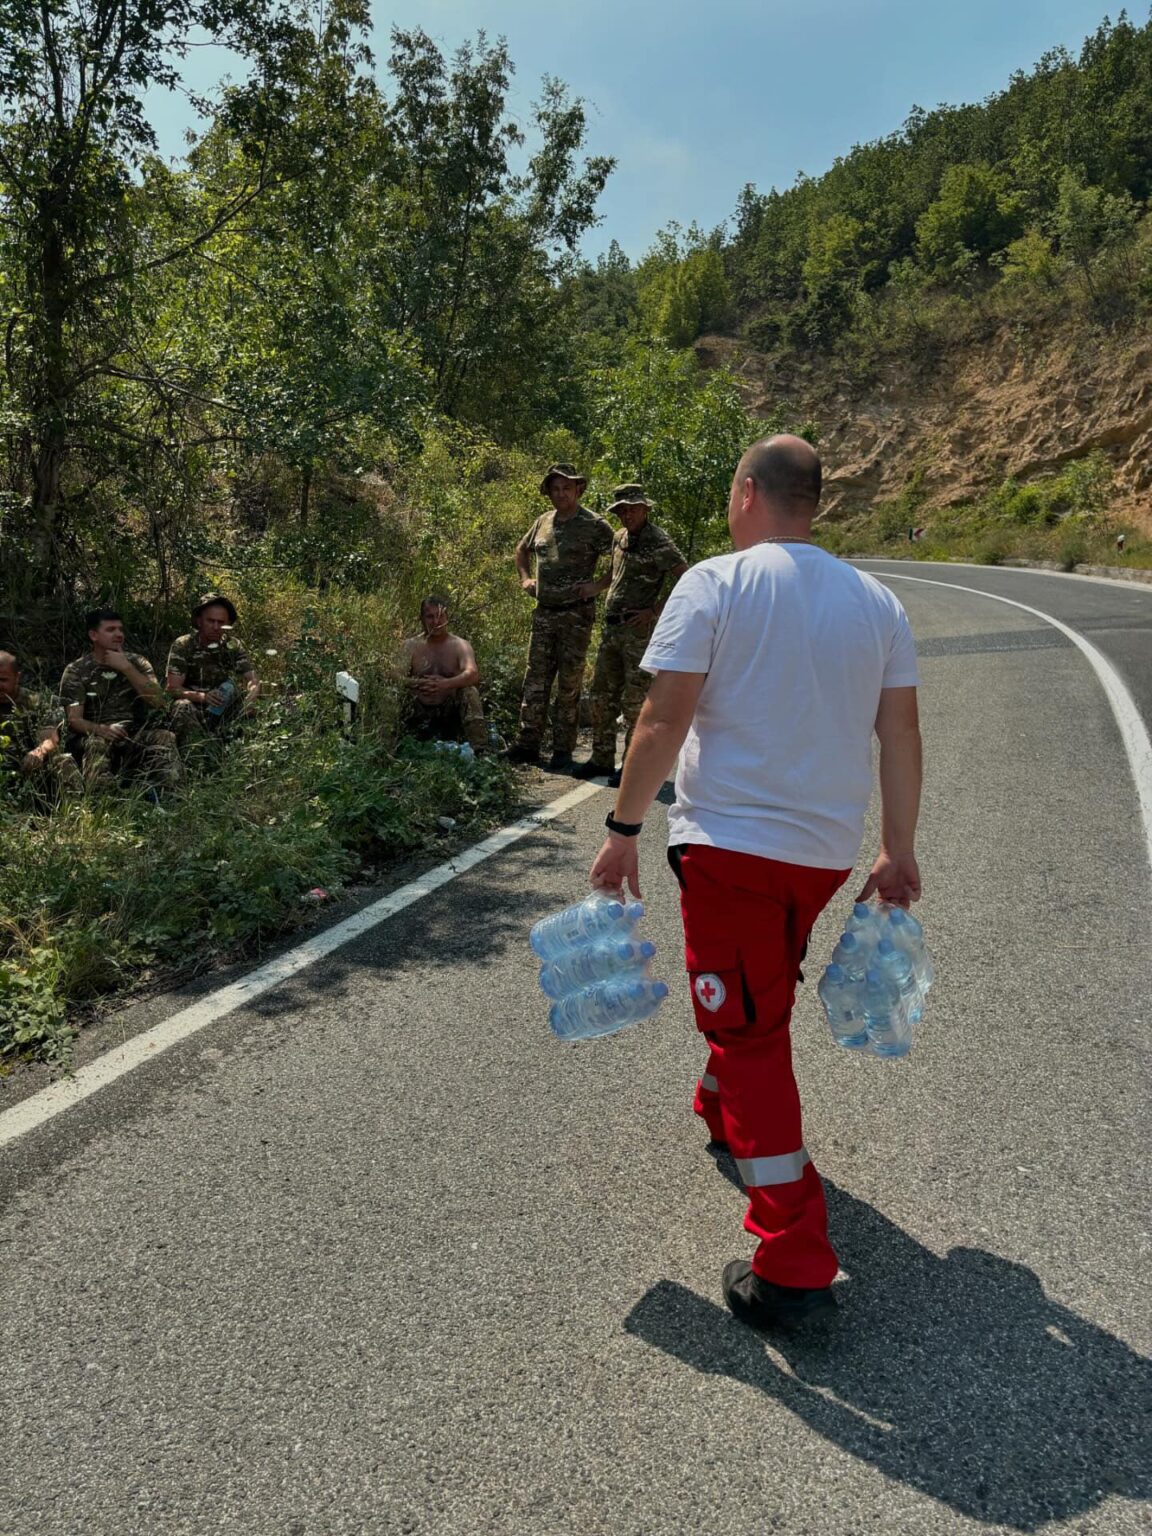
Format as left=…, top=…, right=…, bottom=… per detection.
left=2, top=563, right=1150, bottom=1536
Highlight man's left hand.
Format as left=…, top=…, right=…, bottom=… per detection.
left=625, top=607, right=657, bottom=630
left=590, top=833, right=641, bottom=900
left=100, top=650, right=132, bottom=673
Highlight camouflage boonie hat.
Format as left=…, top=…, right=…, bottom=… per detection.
left=607, top=483, right=652, bottom=514
left=191, top=592, right=238, bottom=625
left=538, top=462, right=588, bottom=496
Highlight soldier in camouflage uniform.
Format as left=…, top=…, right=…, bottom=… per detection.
left=59, top=610, right=182, bottom=793
left=0, top=650, right=82, bottom=797
left=510, top=463, right=613, bottom=772
left=165, top=593, right=260, bottom=749
left=573, top=484, right=687, bottom=787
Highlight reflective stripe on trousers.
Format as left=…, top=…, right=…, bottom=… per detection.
left=736, top=1148, right=810, bottom=1187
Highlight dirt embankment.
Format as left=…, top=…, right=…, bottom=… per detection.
left=695, top=325, right=1152, bottom=534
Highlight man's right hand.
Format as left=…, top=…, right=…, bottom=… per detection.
left=98, top=722, right=132, bottom=742
left=520, top=578, right=537, bottom=598
left=856, top=850, right=921, bottom=907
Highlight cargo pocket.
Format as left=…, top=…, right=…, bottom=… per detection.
left=686, top=956, right=750, bottom=1035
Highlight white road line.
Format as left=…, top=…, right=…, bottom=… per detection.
left=0, top=779, right=607, bottom=1151
left=858, top=559, right=1152, bottom=596
left=882, top=571, right=1152, bottom=878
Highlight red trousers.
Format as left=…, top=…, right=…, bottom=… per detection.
left=673, top=843, right=849, bottom=1288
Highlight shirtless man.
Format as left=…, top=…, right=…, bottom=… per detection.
left=401, top=597, right=489, bottom=752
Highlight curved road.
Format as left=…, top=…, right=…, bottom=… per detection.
left=1, top=563, right=1149, bottom=1535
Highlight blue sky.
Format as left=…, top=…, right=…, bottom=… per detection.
left=149, top=1, right=1128, bottom=259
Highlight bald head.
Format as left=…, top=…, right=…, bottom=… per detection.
left=736, top=435, right=822, bottom=513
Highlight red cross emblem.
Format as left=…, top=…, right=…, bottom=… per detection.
left=694, top=974, right=726, bottom=1012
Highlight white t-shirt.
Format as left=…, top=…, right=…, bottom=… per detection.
left=641, top=544, right=919, bottom=869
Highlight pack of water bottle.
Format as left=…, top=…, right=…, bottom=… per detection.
left=529, top=890, right=668, bottom=1041
left=817, top=900, right=934, bottom=1059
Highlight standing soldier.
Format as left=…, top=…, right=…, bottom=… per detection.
left=166, top=593, right=261, bottom=748
left=574, top=484, right=687, bottom=787
left=0, top=650, right=82, bottom=797
left=59, top=610, right=182, bottom=792
left=509, top=463, right=613, bottom=772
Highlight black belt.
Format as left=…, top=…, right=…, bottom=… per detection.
left=538, top=599, right=594, bottom=613
left=605, top=612, right=650, bottom=626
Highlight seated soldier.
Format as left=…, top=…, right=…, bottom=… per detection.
left=59, top=610, right=181, bottom=792
left=401, top=596, right=488, bottom=752
left=166, top=593, right=260, bottom=747
left=0, top=650, right=81, bottom=797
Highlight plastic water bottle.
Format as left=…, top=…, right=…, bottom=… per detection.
left=548, top=978, right=669, bottom=1041
left=845, top=901, right=880, bottom=940
left=817, top=963, right=869, bottom=1049
left=875, top=937, right=923, bottom=1025
left=529, top=891, right=645, bottom=960
left=434, top=740, right=474, bottom=762
left=861, top=966, right=912, bottom=1059
left=206, top=678, right=237, bottom=718
left=830, top=929, right=869, bottom=983
left=540, top=937, right=656, bottom=1000
left=887, top=906, right=935, bottom=993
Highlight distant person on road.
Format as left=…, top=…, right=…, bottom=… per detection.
left=59, top=610, right=182, bottom=793
left=166, top=593, right=260, bottom=748
left=508, top=463, right=613, bottom=773
left=573, top=483, right=687, bottom=787
left=0, top=650, right=81, bottom=797
left=401, top=596, right=488, bottom=753
left=589, top=435, right=922, bottom=1333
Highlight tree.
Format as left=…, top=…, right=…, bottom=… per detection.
left=0, top=0, right=313, bottom=592
left=914, top=163, right=1024, bottom=274
left=590, top=341, right=767, bottom=560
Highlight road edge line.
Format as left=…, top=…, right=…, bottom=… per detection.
left=0, top=779, right=607, bottom=1151
left=882, top=572, right=1152, bottom=878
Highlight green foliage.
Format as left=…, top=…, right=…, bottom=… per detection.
left=721, top=15, right=1152, bottom=357
left=0, top=713, right=520, bottom=1066
left=915, top=164, right=1024, bottom=273
left=588, top=341, right=776, bottom=559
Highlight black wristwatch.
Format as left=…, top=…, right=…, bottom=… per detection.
left=605, top=811, right=643, bottom=838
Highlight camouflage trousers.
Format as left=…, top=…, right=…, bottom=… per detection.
left=169, top=696, right=236, bottom=749
left=406, top=686, right=488, bottom=752
left=516, top=604, right=596, bottom=755
left=78, top=725, right=183, bottom=792
left=4, top=748, right=83, bottom=800
left=589, top=620, right=655, bottom=768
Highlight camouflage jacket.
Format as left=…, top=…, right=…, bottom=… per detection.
left=58, top=652, right=160, bottom=726
left=517, top=506, right=613, bottom=608
left=605, top=519, right=687, bottom=617
left=0, top=688, right=57, bottom=763
left=166, top=633, right=255, bottom=692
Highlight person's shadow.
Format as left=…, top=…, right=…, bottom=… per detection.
left=624, top=1182, right=1151, bottom=1530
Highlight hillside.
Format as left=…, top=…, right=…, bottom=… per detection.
left=696, top=319, right=1152, bottom=538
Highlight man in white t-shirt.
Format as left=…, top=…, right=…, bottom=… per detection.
left=590, top=435, right=923, bottom=1332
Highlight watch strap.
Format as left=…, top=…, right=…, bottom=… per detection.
left=605, top=811, right=643, bottom=837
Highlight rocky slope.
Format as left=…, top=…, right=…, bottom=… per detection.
left=696, top=323, right=1152, bottom=533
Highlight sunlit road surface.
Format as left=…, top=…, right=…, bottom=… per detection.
left=1, top=562, right=1149, bottom=1535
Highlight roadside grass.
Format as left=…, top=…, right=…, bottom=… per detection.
left=816, top=452, right=1152, bottom=571
left=0, top=715, right=521, bottom=1068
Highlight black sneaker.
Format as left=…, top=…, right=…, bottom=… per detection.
left=605, top=769, right=622, bottom=789
left=546, top=751, right=576, bottom=774
left=571, top=760, right=615, bottom=780
left=721, top=1259, right=837, bottom=1332
left=504, top=743, right=541, bottom=765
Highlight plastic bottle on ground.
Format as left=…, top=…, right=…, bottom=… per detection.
left=861, top=966, right=912, bottom=1058
left=548, top=978, right=669, bottom=1041
left=529, top=890, right=644, bottom=961
left=817, top=962, right=869, bottom=1049
left=540, top=937, right=656, bottom=1000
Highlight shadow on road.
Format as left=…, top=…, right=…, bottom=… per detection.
left=624, top=1182, right=1151, bottom=1531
